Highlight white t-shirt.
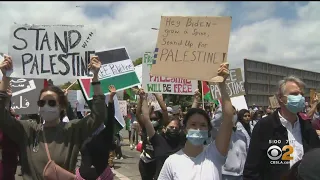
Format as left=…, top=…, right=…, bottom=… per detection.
left=158, top=143, right=226, bottom=180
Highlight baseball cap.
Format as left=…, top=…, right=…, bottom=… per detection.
left=298, top=148, right=320, bottom=180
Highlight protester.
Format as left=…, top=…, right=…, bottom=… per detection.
left=136, top=93, right=169, bottom=180
left=129, top=108, right=139, bottom=150
left=0, top=55, right=106, bottom=180
left=237, top=109, right=253, bottom=137
left=158, top=63, right=234, bottom=180
left=307, top=94, right=320, bottom=136
left=262, top=107, right=272, bottom=118
left=114, top=132, right=124, bottom=160
left=137, top=89, right=185, bottom=179
left=76, top=85, right=116, bottom=180
left=0, top=84, right=19, bottom=180
left=222, top=106, right=250, bottom=180
left=243, top=76, right=320, bottom=179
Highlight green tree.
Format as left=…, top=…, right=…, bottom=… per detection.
left=133, top=57, right=142, bottom=66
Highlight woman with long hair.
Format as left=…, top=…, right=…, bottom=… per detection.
left=0, top=55, right=106, bottom=180
left=158, top=63, right=234, bottom=180
left=237, top=109, right=253, bottom=137
left=137, top=89, right=185, bottom=179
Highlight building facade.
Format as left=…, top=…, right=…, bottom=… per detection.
left=244, top=59, right=320, bottom=107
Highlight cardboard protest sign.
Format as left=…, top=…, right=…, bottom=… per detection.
left=79, top=47, right=140, bottom=100
left=209, top=68, right=245, bottom=99
left=8, top=24, right=96, bottom=79
left=118, top=100, right=127, bottom=116
left=150, top=16, right=232, bottom=81
left=269, top=95, right=280, bottom=108
left=142, top=52, right=197, bottom=95
left=10, top=78, right=44, bottom=114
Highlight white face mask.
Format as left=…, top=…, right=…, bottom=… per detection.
left=232, top=114, right=238, bottom=125
left=39, top=104, right=60, bottom=122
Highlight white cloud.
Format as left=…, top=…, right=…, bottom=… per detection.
left=0, top=2, right=319, bottom=85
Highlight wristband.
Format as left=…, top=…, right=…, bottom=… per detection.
left=91, top=81, right=101, bottom=86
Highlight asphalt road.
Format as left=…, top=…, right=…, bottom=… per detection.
left=15, top=130, right=142, bottom=180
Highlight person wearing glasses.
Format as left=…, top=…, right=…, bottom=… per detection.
left=0, top=55, right=106, bottom=180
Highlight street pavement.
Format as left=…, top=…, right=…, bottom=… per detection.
left=15, top=130, right=142, bottom=180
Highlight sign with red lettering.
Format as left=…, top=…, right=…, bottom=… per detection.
left=142, top=52, right=197, bottom=95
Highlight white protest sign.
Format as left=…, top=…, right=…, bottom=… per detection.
left=118, top=100, right=127, bottom=116
left=142, top=52, right=197, bottom=95
left=8, top=24, right=96, bottom=79
left=76, top=90, right=90, bottom=111
left=105, top=95, right=125, bottom=127
left=135, top=64, right=142, bottom=88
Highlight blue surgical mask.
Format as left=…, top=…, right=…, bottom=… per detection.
left=285, top=94, right=305, bottom=114
left=186, top=129, right=209, bottom=146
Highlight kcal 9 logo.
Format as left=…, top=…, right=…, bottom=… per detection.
left=267, top=145, right=294, bottom=161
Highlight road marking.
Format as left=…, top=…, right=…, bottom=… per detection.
left=112, top=169, right=131, bottom=180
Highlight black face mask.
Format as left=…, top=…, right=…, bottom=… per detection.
left=165, top=128, right=180, bottom=140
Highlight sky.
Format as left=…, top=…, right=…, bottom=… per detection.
left=0, top=1, right=319, bottom=85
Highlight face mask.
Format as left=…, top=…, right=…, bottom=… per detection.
left=151, top=120, right=159, bottom=127
left=165, top=128, right=180, bottom=139
left=285, top=94, right=305, bottom=114
left=232, top=114, right=238, bottom=124
left=39, top=104, right=60, bottom=122
left=186, top=129, right=208, bottom=146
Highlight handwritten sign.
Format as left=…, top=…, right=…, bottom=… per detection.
left=209, top=68, right=245, bottom=99
left=10, top=78, right=44, bottom=114
left=269, top=95, right=280, bottom=109
left=150, top=16, right=232, bottom=81
left=8, top=24, right=96, bottom=79
left=79, top=47, right=140, bottom=100
left=118, top=100, right=127, bottom=116
left=142, top=52, right=197, bottom=95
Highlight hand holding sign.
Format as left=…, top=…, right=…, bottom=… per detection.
left=88, top=56, right=101, bottom=75
left=0, top=55, right=13, bottom=76
left=138, top=88, right=146, bottom=99
left=216, top=63, right=230, bottom=82
left=194, top=89, right=201, bottom=101
left=109, top=85, right=117, bottom=98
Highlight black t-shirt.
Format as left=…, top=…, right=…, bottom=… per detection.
left=149, top=133, right=184, bottom=179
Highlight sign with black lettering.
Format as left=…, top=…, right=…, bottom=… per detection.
left=209, top=68, right=246, bottom=99
left=10, top=78, right=44, bottom=115
left=8, top=24, right=96, bottom=79
left=79, top=47, right=140, bottom=100
left=150, top=16, right=232, bottom=81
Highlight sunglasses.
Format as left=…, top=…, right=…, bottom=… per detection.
left=37, top=100, right=57, bottom=107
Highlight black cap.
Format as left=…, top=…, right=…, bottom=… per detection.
left=298, top=148, right=320, bottom=180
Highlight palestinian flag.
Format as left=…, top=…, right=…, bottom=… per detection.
left=79, top=47, right=140, bottom=101
left=202, top=81, right=220, bottom=106
left=124, top=88, right=137, bottom=101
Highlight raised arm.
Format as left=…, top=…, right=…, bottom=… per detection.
left=140, top=90, right=156, bottom=138
left=153, top=93, right=169, bottom=125
left=80, top=56, right=106, bottom=137
left=191, top=89, right=201, bottom=108
left=307, top=94, right=318, bottom=118
left=0, top=56, right=25, bottom=143
left=214, top=63, right=234, bottom=156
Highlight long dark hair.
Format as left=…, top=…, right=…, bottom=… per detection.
left=183, top=108, right=212, bottom=131
left=237, top=109, right=251, bottom=137
left=38, top=86, right=68, bottom=121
